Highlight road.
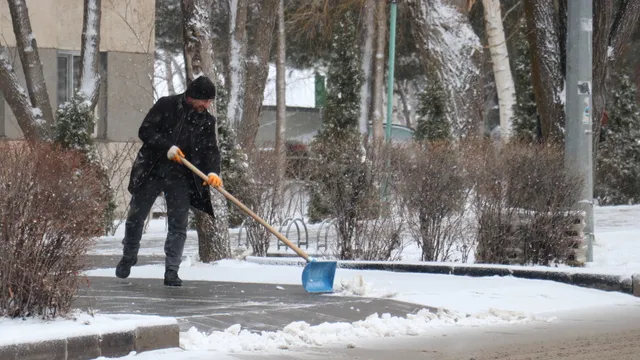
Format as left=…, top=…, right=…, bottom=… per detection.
left=221, top=302, right=640, bottom=359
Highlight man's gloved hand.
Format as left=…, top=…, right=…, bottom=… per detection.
left=167, top=146, right=185, bottom=164
left=203, top=173, right=223, bottom=188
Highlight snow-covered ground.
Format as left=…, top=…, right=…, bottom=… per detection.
left=80, top=205, right=640, bottom=356
left=93, top=204, right=640, bottom=276
left=4, top=205, right=640, bottom=359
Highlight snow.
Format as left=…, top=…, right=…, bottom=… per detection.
left=0, top=310, right=176, bottom=347
left=178, top=308, right=540, bottom=353
left=262, top=64, right=317, bottom=108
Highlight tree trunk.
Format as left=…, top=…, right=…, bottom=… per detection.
left=408, top=0, right=483, bottom=138
left=524, top=0, right=564, bottom=143
left=275, top=0, right=286, bottom=210
left=7, top=0, right=54, bottom=127
left=397, top=79, right=413, bottom=127
left=371, top=0, right=387, bottom=143
left=592, top=0, right=613, bottom=154
left=0, top=53, right=45, bottom=140
left=359, top=0, right=376, bottom=136
left=592, top=0, right=640, bottom=153
left=164, top=53, right=176, bottom=95
left=482, top=0, right=516, bottom=140
left=227, top=0, right=249, bottom=130
left=182, top=0, right=231, bottom=262
left=238, top=0, right=278, bottom=150
left=78, top=0, right=102, bottom=111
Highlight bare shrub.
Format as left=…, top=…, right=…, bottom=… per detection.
left=309, top=136, right=404, bottom=260
left=0, top=141, right=106, bottom=319
left=94, top=140, right=140, bottom=235
left=241, top=146, right=286, bottom=256
left=392, top=141, right=472, bottom=262
left=471, top=140, right=584, bottom=266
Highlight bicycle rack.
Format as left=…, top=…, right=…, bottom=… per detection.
left=316, top=218, right=337, bottom=251
left=236, top=219, right=250, bottom=248
left=276, top=217, right=309, bottom=250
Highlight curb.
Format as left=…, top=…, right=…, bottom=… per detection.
left=0, top=323, right=179, bottom=360
left=245, top=256, right=640, bottom=297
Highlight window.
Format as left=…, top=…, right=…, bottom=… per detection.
left=57, top=52, right=82, bottom=107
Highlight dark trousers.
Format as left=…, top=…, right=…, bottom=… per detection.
left=122, top=171, right=193, bottom=271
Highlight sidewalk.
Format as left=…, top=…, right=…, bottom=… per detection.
left=77, top=255, right=428, bottom=333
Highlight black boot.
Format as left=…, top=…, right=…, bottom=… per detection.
left=164, top=269, right=182, bottom=287
left=115, top=255, right=137, bottom=279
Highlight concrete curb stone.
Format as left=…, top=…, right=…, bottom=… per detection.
left=0, top=323, right=179, bottom=360
left=246, top=256, right=639, bottom=297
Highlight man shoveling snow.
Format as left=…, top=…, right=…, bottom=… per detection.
left=115, top=76, right=222, bottom=287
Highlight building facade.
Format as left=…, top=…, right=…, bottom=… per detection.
left=0, top=0, right=156, bottom=141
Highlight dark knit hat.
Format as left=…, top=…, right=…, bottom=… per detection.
left=185, top=76, right=216, bottom=100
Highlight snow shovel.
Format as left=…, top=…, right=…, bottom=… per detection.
left=179, top=156, right=337, bottom=293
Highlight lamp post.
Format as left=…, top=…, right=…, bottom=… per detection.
left=564, top=0, right=594, bottom=262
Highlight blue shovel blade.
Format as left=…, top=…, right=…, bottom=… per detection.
left=301, top=260, right=337, bottom=293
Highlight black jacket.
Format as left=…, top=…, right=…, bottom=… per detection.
left=128, top=93, right=221, bottom=216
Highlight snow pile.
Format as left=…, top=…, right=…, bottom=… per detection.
left=180, top=308, right=544, bottom=353
left=334, top=275, right=397, bottom=298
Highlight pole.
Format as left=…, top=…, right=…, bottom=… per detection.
left=565, top=0, right=593, bottom=262
left=385, top=0, right=397, bottom=141
left=381, top=0, right=398, bottom=200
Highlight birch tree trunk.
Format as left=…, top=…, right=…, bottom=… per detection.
left=275, top=0, right=286, bottom=207
left=238, top=0, right=278, bottom=150
left=482, top=0, right=515, bottom=140
left=359, top=0, right=375, bottom=136
left=7, top=0, right=54, bottom=127
left=227, top=0, right=248, bottom=130
left=78, top=0, right=102, bottom=111
left=371, top=0, right=387, bottom=143
left=164, top=54, right=176, bottom=95
left=524, top=0, right=564, bottom=143
left=182, top=0, right=231, bottom=262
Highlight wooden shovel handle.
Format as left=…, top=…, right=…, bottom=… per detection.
left=180, top=157, right=310, bottom=261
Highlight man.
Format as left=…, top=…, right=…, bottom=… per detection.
left=115, top=76, right=223, bottom=287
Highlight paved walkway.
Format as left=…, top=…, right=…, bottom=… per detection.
left=75, top=255, right=428, bottom=334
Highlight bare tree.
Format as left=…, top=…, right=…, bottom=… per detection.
left=371, top=0, right=387, bottom=143
left=238, top=0, right=278, bottom=150
left=592, top=0, right=640, bottom=155
left=408, top=0, right=483, bottom=138
left=523, top=0, right=564, bottom=143
left=7, top=0, right=55, bottom=127
left=163, top=53, right=176, bottom=95
left=78, top=0, right=103, bottom=111
left=359, top=0, right=375, bottom=136
left=181, top=0, right=231, bottom=262
left=0, top=0, right=103, bottom=141
left=227, top=0, right=249, bottom=129
left=275, top=0, right=287, bottom=203
left=482, top=0, right=515, bottom=140
left=0, top=54, right=45, bottom=140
